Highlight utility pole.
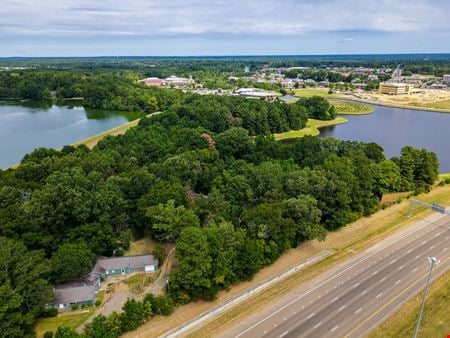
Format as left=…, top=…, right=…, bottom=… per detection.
left=413, top=256, right=439, bottom=338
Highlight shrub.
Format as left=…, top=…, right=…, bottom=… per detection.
left=95, top=299, right=101, bottom=306
left=152, top=244, right=166, bottom=264
left=42, top=307, right=58, bottom=317
left=44, top=331, right=54, bottom=338
left=71, top=303, right=79, bottom=311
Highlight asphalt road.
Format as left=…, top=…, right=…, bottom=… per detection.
left=219, top=212, right=450, bottom=338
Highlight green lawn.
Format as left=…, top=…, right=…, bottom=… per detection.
left=34, top=311, right=93, bottom=338
left=273, top=117, right=347, bottom=140
left=329, top=100, right=374, bottom=115
left=369, top=269, right=450, bottom=338
left=293, top=88, right=338, bottom=98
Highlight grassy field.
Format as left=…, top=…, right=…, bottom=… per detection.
left=369, top=269, right=450, bottom=338
left=124, top=272, right=155, bottom=295
left=125, top=237, right=158, bottom=256
left=34, top=311, right=93, bottom=337
left=421, top=99, right=450, bottom=110
left=273, top=117, right=347, bottom=140
left=329, top=99, right=374, bottom=115
left=293, top=88, right=338, bottom=98
left=72, top=112, right=159, bottom=149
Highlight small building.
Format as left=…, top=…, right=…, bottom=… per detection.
left=319, top=81, right=330, bottom=87
left=47, top=275, right=100, bottom=309
left=368, top=74, right=378, bottom=81
left=443, top=75, right=450, bottom=84
left=378, top=83, right=412, bottom=95
left=93, top=255, right=159, bottom=277
left=354, top=83, right=367, bottom=90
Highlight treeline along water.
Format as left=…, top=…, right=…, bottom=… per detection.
left=0, top=100, right=143, bottom=169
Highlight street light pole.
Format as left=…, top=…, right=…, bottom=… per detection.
left=413, top=256, right=439, bottom=338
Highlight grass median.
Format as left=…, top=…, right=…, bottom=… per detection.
left=368, top=269, right=450, bottom=338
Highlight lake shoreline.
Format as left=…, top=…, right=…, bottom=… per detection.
left=274, top=117, right=348, bottom=141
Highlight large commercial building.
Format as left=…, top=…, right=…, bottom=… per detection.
left=378, top=83, right=413, bottom=95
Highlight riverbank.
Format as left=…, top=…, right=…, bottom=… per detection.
left=273, top=117, right=347, bottom=141
left=341, top=95, right=450, bottom=114
left=72, top=112, right=160, bottom=149
left=329, top=99, right=374, bottom=115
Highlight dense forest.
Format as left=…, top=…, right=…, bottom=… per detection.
left=0, top=75, right=440, bottom=336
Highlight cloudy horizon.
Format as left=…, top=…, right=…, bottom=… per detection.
left=1, top=0, right=450, bottom=56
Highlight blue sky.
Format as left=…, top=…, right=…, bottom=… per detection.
left=1, top=0, right=449, bottom=56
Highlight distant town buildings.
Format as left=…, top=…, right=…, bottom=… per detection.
left=139, top=75, right=195, bottom=88
left=443, top=75, right=450, bottom=84
left=235, top=88, right=278, bottom=100
left=378, top=83, right=413, bottom=95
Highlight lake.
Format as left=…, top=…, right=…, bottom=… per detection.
left=0, top=101, right=143, bottom=169
left=318, top=102, right=450, bottom=173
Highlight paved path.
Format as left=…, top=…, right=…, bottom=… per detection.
left=220, top=212, right=450, bottom=338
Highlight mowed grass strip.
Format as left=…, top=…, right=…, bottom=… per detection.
left=273, top=117, right=347, bottom=140
left=293, top=88, right=337, bottom=98
left=329, top=99, right=374, bottom=115
left=368, top=269, right=450, bottom=338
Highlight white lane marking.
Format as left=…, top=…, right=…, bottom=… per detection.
left=331, top=326, right=339, bottom=332
left=435, top=232, right=441, bottom=237
left=274, top=323, right=278, bottom=327
left=444, top=247, right=448, bottom=252
left=407, top=249, right=412, bottom=253
left=307, top=313, right=315, bottom=319
left=339, top=305, right=346, bottom=311
left=430, top=245, right=435, bottom=250
left=233, top=217, right=445, bottom=338
left=280, top=331, right=289, bottom=338
left=413, top=268, right=418, bottom=272
left=390, top=259, right=396, bottom=264
left=380, top=277, right=387, bottom=282
left=293, top=311, right=297, bottom=315
left=283, top=318, right=287, bottom=321
left=421, top=240, right=427, bottom=245
left=415, top=255, right=420, bottom=259
left=353, top=282, right=360, bottom=288
left=355, top=308, right=362, bottom=314
left=395, top=280, right=401, bottom=285
left=361, top=290, right=368, bottom=296
left=398, top=265, right=404, bottom=270
left=310, top=300, right=313, bottom=304
left=372, top=270, right=378, bottom=275
left=331, top=297, right=339, bottom=303
left=376, top=293, right=383, bottom=298
left=314, top=322, right=322, bottom=329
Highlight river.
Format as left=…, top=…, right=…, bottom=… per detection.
left=0, top=101, right=143, bottom=169
left=318, top=102, right=450, bottom=172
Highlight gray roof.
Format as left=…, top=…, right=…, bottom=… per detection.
left=93, top=254, right=158, bottom=273
left=53, top=284, right=96, bottom=304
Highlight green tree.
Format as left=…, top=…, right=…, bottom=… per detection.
left=51, top=242, right=95, bottom=283
left=146, top=200, right=200, bottom=242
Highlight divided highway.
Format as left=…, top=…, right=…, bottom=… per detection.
left=219, top=213, right=450, bottom=338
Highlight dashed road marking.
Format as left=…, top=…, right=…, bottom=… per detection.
left=376, top=293, right=383, bottom=298
left=331, top=326, right=339, bottom=332
left=331, top=297, right=339, bottom=302
left=314, top=322, right=322, bottom=329
left=280, top=331, right=288, bottom=338
left=339, top=305, right=346, bottom=311
left=355, top=308, right=362, bottom=314
left=307, top=313, right=315, bottom=319
left=380, top=277, right=387, bottom=282
left=361, top=290, right=368, bottom=296
left=395, top=280, right=401, bottom=285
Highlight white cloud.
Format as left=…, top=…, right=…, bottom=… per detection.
left=1, top=0, right=449, bottom=39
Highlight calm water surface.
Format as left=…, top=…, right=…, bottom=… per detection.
left=0, top=101, right=142, bottom=169
left=318, top=102, right=450, bottom=172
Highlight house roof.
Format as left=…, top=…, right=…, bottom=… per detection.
left=93, top=255, right=158, bottom=273
left=53, top=284, right=97, bottom=304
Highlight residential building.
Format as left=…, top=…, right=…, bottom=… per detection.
left=378, top=83, right=412, bottom=95
left=93, top=255, right=159, bottom=277
left=319, top=81, right=330, bottom=87
left=46, top=255, right=158, bottom=309
left=368, top=74, right=378, bottom=81
left=164, top=75, right=195, bottom=88
left=47, top=275, right=100, bottom=309
left=443, top=75, right=450, bottom=84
